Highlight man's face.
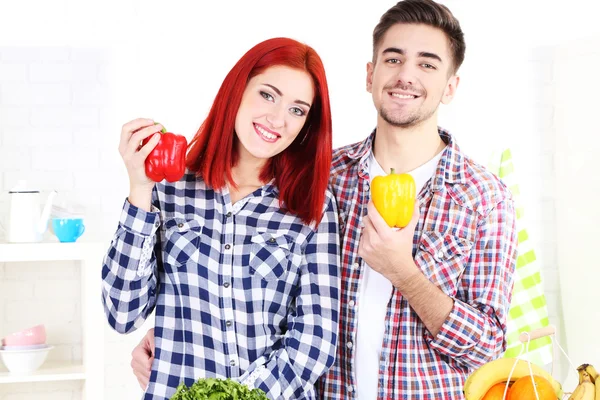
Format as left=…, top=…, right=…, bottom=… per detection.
left=367, top=23, right=459, bottom=128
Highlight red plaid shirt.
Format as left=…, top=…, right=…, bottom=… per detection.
left=319, top=129, right=518, bottom=399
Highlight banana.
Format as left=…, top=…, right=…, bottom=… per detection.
left=577, top=363, right=598, bottom=385
left=568, top=371, right=595, bottom=400
left=463, top=357, right=563, bottom=400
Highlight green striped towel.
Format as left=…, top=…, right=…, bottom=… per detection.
left=488, top=149, right=553, bottom=366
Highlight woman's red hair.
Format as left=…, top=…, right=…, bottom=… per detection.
left=186, top=37, right=333, bottom=225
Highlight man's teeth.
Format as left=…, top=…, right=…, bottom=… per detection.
left=257, top=125, right=277, bottom=140
left=391, top=93, right=416, bottom=99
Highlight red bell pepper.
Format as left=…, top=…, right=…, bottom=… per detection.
left=141, top=124, right=188, bottom=183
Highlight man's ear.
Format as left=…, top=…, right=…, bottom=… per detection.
left=441, top=74, right=460, bottom=105
left=366, top=62, right=374, bottom=93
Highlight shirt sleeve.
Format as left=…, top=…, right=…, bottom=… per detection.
left=101, top=189, right=162, bottom=334
left=426, top=196, right=518, bottom=369
left=238, top=192, right=341, bottom=399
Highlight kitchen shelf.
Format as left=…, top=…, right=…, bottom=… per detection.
left=0, top=240, right=107, bottom=400
left=0, top=241, right=107, bottom=262
left=0, top=361, right=85, bottom=384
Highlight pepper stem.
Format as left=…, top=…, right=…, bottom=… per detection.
left=390, top=168, right=395, bottom=175
left=154, top=121, right=167, bottom=134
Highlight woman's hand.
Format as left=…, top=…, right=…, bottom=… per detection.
left=119, top=118, right=163, bottom=210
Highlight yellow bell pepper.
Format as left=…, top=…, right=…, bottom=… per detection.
left=371, top=168, right=416, bottom=228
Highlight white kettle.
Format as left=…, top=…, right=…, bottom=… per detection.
left=7, top=181, right=57, bottom=243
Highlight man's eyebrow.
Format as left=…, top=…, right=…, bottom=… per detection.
left=381, top=47, right=443, bottom=63
left=382, top=47, right=405, bottom=56
left=418, top=51, right=443, bottom=63
left=263, top=83, right=312, bottom=108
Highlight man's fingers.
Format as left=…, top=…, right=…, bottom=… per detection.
left=367, top=201, right=390, bottom=233
left=406, top=200, right=420, bottom=232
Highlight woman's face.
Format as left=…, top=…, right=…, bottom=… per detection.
left=234, top=66, right=314, bottom=163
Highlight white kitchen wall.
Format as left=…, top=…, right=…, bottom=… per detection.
left=553, top=35, right=600, bottom=392
left=1, top=0, right=599, bottom=398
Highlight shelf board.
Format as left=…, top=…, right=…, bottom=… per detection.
left=0, top=361, right=86, bottom=383
left=0, top=241, right=106, bottom=262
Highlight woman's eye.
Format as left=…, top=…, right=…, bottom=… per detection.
left=260, top=91, right=274, bottom=101
left=290, top=107, right=305, bottom=117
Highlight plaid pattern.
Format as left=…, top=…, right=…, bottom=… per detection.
left=490, top=149, right=553, bottom=365
left=318, top=129, right=518, bottom=399
left=101, top=173, right=340, bottom=400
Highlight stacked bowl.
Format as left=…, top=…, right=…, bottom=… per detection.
left=0, top=325, right=53, bottom=373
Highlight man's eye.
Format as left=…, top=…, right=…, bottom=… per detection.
left=260, top=91, right=274, bottom=101
left=422, top=63, right=436, bottom=70
left=387, top=58, right=401, bottom=64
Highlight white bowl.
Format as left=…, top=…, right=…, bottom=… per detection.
left=0, top=345, right=53, bottom=373
left=0, top=344, right=48, bottom=351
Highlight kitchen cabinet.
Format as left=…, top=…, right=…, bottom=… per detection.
left=0, top=241, right=106, bottom=400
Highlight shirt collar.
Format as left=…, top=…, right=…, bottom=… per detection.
left=343, top=127, right=468, bottom=187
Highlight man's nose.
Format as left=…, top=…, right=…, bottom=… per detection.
left=394, top=64, right=417, bottom=87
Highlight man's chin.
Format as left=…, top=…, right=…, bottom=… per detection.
left=380, top=110, right=420, bottom=128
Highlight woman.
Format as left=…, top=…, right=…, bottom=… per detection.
left=101, top=37, right=340, bottom=400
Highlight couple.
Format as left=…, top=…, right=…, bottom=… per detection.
left=101, top=0, right=518, bottom=399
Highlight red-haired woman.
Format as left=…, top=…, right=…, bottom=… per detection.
left=101, top=37, right=340, bottom=399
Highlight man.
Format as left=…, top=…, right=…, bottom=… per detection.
left=131, top=1, right=518, bottom=398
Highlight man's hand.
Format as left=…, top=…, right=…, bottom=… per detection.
left=131, top=328, right=155, bottom=390
left=358, top=200, right=421, bottom=290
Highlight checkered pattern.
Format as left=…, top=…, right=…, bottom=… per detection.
left=101, top=173, right=340, bottom=400
left=489, top=149, right=553, bottom=365
left=318, top=129, right=518, bottom=399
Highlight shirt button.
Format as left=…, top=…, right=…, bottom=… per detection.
left=177, top=223, right=184, bottom=228
left=223, top=282, right=230, bottom=288
left=437, top=251, right=444, bottom=259
left=225, top=244, right=231, bottom=250
left=230, top=360, right=236, bottom=366
left=226, top=320, right=233, bottom=327
left=268, top=237, right=276, bottom=243
left=348, top=300, right=355, bottom=307
left=226, top=211, right=232, bottom=218
left=353, top=261, right=360, bottom=268
left=347, top=384, right=354, bottom=393
left=154, top=221, right=160, bottom=228
left=346, top=341, right=353, bottom=349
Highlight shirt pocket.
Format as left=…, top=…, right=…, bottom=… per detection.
left=248, top=232, right=293, bottom=281
left=417, top=230, right=473, bottom=296
left=163, top=218, right=203, bottom=267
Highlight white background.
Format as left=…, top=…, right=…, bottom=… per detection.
left=0, top=0, right=599, bottom=398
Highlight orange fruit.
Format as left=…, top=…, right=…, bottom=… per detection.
left=506, top=375, right=556, bottom=400
left=482, top=382, right=511, bottom=400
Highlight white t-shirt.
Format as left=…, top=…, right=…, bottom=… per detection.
left=355, top=148, right=444, bottom=400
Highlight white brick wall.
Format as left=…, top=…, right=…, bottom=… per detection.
left=0, top=46, right=139, bottom=400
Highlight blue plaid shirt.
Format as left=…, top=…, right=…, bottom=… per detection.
left=101, top=172, right=340, bottom=400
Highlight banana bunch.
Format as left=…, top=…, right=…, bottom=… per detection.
left=464, top=357, right=563, bottom=400
left=568, top=363, right=598, bottom=400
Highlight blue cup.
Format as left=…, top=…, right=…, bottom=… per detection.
left=52, top=218, right=85, bottom=243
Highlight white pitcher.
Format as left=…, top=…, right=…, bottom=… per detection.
left=7, top=181, right=57, bottom=243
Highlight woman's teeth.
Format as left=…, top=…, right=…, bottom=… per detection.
left=256, top=125, right=277, bottom=140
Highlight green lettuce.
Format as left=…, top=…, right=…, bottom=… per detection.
left=170, top=377, right=269, bottom=400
